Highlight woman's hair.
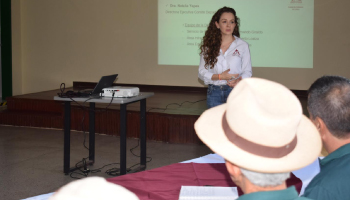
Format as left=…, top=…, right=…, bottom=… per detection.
left=200, top=7, right=240, bottom=69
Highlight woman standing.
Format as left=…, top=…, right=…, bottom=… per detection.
left=198, top=7, right=252, bottom=108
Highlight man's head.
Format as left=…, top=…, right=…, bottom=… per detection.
left=224, top=161, right=291, bottom=193
left=308, top=75, right=350, bottom=139
left=195, top=78, right=321, bottom=193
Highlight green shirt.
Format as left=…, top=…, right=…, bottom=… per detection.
left=303, top=143, right=350, bottom=200
left=237, top=187, right=312, bottom=200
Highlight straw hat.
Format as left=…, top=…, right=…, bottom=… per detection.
left=49, top=177, right=139, bottom=200
left=195, top=78, right=321, bottom=173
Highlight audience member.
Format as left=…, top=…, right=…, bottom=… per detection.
left=303, top=75, right=350, bottom=199
left=49, top=177, right=139, bottom=200
left=195, top=78, right=321, bottom=199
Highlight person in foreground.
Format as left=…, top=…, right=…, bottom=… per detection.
left=302, top=75, right=350, bottom=200
left=194, top=78, right=322, bottom=200
left=198, top=6, right=252, bottom=108
left=49, top=177, right=139, bottom=200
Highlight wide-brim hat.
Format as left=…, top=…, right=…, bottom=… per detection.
left=195, top=78, right=321, bottom=173
left=49, top=177, right=139, bottom=200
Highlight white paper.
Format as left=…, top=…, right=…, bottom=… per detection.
left=179, top=186, right=238, bottom=200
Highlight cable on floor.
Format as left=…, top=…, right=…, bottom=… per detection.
left=147, top=99, right=206, bottom=112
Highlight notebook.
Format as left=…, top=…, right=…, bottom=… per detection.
left=179, top=186, right=238, bottom=200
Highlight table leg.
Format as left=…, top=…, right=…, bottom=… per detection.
left=89, top=103, right=95, bottom=162
left=140, top=99, right=146, bottom=167
left=120, top=104, right=127, bottom=175
left=64, top=101, right=71, bottom=175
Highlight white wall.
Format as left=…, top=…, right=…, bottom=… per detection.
left=11, top=0, right=350, bottom=94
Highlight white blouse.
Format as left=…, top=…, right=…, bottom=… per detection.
left=198, top=36, right=252, bottom=85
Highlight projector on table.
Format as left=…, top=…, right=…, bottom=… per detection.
left=102, top=86, right=139, bottom=97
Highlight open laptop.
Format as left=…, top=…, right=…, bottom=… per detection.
left=80, top=74, right=118, bottom=97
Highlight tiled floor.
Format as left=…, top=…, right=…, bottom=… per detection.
left=0, top=125, right=212, bottom=200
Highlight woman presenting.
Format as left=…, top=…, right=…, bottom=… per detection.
left=198, top=6, right=252, bottom=108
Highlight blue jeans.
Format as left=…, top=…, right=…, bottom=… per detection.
left=207, top=84, right=233, bottom=108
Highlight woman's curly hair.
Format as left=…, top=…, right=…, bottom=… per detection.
left=200, top=7, right=240, bottom=69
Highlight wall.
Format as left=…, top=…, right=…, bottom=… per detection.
left=11, top=0, right=350, bottom=94
left=11, top=0, right=22, bottom=96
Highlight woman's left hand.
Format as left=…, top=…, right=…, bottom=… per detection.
left=227, top=77, right=242, bottom=88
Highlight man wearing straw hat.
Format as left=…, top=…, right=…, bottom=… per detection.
left=302, top=75, right=350, bottom=200
left=195, top=78, right=322, bottom=199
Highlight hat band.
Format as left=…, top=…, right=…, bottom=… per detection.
left=222, top=112, right=297, bottom=158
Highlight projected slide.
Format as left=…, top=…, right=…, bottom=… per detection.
left=158, top=0, right=314, bottom=68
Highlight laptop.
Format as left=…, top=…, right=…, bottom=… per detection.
left=80, top=74, right=118, bottom=97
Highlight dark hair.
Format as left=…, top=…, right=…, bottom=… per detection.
left=308, top=75, right=350, bottom=138
left=200, top=7, right=240, bottom=69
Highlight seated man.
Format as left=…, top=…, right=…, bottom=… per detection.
left=303, top=75, right=350, bottom=199
left=195, top=78, right=321, bottom=200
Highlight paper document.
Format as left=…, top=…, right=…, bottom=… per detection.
left=179, top=186, right=238, bottom=200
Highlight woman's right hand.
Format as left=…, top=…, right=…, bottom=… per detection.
left=220, top=69, right=231, bottom=80
left=221, top=70, right=240, bottom=81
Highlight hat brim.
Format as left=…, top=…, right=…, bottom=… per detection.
left=195, top=103, right=322, bottom=173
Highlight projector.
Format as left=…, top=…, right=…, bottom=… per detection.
left=102, top=86, right=139, bottom=97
